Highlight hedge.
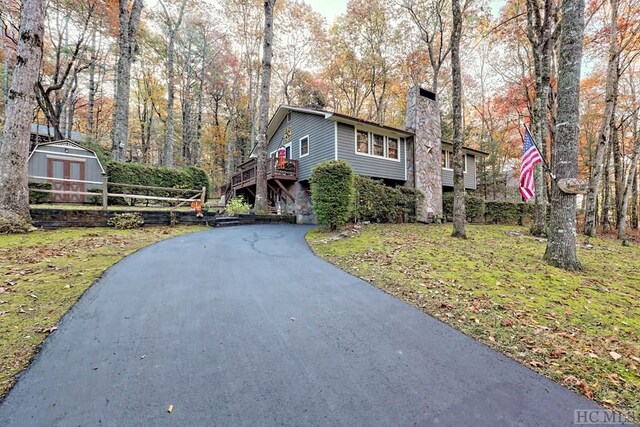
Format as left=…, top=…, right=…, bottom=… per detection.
left=485, top=200, right=535, bottom=225
left=353, top=176, right=423, bottom=223
left=105, top=162, right=211, bottom=206
left=442, top=192, right=485, bottom=223
left=29, top=182, right=52, bottom=204
left=310, top=160, right=354, bottom=230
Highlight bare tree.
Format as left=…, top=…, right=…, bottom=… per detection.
left=0, top=0, right=46, bottom=232
left=159, top=0, right=189, bottom=167
left=254, top=0, right=276, bottom=213
left=544, top=0, right=584, bottom=270
left=525, top=0, right=560, bottom=237
left=112, top=0, right=144, bottom=161
left=399, top=0, right=451, bottom=94
left=35, top=1, right=95, bottom=140
left=583, top=0, right=624, bottom=236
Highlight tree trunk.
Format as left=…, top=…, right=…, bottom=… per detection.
left=112, top=0, right=144, bottom=161
left=583, top=0, right=619, bottom=236
left=601, top=139, right=612, bottom=229
left=254, top=0, right=276, bottom=213
left=450, top=0, right=466, bottom=238
left=161, top=0, right=188, bottom=167
left=618, top=142, right=640, bottom=240
left=612, top=121, right=623, bottom=227
left=632, top=168, right=638, bottom=229
left=544, top=0, right=583, bottom=270
left=0, top=0, right=45, bottom=232
left=526, top=0, right=557, bottom=237
left=87, top=29, right=97, bottom=135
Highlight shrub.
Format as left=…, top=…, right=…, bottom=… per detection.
left=28, top=182, right=52, bottom=204
left=442, top=192, right=485, bottom=223
left=353, top=176, right=423, bottom=223
left=105, top=162, right=211, bottom=206
left=310, top=160, right=355, bottom=230
left=107, top=213, right=145, bottom=229
left=226, top=195, right=251, bottom=216
left=87, top=188, right=103, bottom=205
left=485, top=201, right=535, bottom=225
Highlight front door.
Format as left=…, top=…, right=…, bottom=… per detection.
left=47, top=158, right=85, bottom=203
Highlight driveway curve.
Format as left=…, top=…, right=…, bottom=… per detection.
left=1, top=224, right=604, bottom=426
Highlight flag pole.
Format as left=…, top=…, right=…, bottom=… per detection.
left=523, top=124, right=557, bottom=183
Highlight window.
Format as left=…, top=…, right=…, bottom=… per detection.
left=270, top=143, right=291, bottom=159
left=442, top=150, right=450, bottom=169
left=357, top=130, right=369, bottom=154
left=300, top=135, right=309, bottom=157
left=373, top=134, right=384, bottom=156
left=388, top=138, right=398, bottom=159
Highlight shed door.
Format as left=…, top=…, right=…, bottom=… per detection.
left=47, top=158, right=85, bottom=203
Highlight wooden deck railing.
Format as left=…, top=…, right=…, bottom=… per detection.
left=231, top=158, right=298, bottom=190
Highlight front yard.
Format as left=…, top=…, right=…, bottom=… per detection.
left=0, top=226, right=208, bottom=398
left=307, top=224, right=639, bottom=419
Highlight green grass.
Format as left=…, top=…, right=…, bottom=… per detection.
left=307, top=224, right=639, bottom=419
left=0, top=225, right=209, bottom=397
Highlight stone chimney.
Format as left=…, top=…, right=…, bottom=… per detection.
left=405, top=87, right=443, bottom=222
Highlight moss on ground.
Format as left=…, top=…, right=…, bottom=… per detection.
left=307, top=224, right=639, bottom=419
left=0, top=226, right=209, bottom=397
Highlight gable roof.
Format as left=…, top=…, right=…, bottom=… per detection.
left=248, top=104, right=488, bottom=158
left=247, top=105, right=414, bottom=158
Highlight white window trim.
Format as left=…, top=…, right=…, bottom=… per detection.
left=387, top=137, right=400, bottom=160
left=270, top=142, right=292, bottom=158
left=299, top=134, right=310, bottom=158
left=355, top=129, right=370, bottom=155
left=442, top=151, right=469, bottom=173
left=442, top=150, right=452, bottom=170
left=354, top=127, right=401, bottom=162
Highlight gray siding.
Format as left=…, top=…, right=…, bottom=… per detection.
left=441, top=152, right=477, bottom=190
left=28, top=144, right=104, bottom=200
left=336, top=123, right=406, bottom=181
left=267, top=111, right=335, bottom=181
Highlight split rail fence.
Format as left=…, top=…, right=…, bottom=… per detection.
left=28, top=175, right=207, bottom=210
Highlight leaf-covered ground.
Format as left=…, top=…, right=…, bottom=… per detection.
left=307, top=224, right=639, bottom=419
left=0, top=226, right=209, bottom=398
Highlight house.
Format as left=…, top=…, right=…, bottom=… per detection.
left=227, top=87, right=487, bottom=223
left=28, top=140, right=105, bottom=203
left=29, top=123, right=86, bottom=151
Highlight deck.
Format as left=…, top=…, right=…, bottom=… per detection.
left=231, top=158, right=298, bottom=190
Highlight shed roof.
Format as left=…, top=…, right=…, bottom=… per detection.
left=28, top=140, right=106, bottom=174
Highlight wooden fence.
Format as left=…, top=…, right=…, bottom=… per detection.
left=28, top=175, right=207, bottom=210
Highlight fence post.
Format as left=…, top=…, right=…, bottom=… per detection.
left=102, top=175, right=108, bottom=210
left=200, top=186, right=206, bottom=204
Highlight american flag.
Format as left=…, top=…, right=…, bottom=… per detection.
left=519, top=127, right=543, bottom=201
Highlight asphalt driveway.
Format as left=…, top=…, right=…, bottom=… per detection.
left=0, top=224, right=605, bottom=426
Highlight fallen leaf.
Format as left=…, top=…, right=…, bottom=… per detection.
left=577, top=381, right=593, bottom=399
left=609, top=351, right=622, bottom=361
left=38, top=325, right=58, bottom=334
left=167, top=404, right=174, bottom=413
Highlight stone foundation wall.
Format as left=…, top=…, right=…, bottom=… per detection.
left=290, top=181, right=316, bottom=225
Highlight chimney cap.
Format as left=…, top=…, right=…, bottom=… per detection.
left=419, top=87, right=436, bottom=100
